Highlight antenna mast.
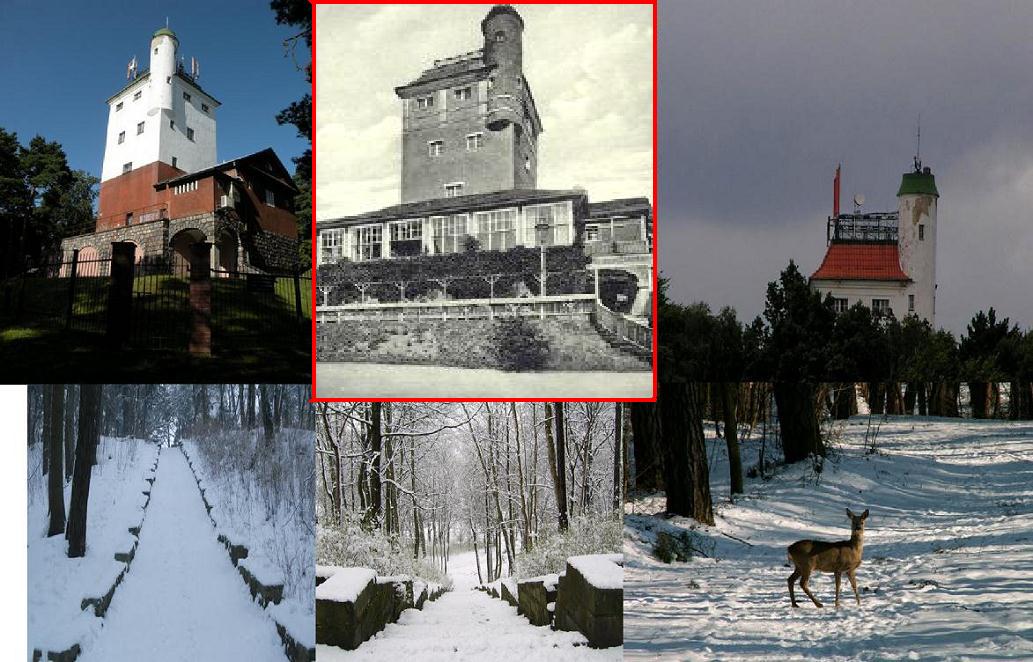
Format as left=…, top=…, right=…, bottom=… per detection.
left=914, top=114, right=922, bottom=172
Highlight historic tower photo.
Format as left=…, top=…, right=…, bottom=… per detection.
left=314, top=4, right=655, bottom=399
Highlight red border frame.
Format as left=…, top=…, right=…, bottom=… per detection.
left=309, top=0, right=658, bottom=403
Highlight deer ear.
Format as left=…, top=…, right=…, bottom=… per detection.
left=846, top=508, right=854, bottom=518
left=862, top=509, right=869, bottom=520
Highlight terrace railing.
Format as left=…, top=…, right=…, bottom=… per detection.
left=316, top=293, right=596, bottom=323
left=592, top=301, right=652, bottom=353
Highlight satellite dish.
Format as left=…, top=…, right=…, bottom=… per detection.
left=853, top=193, right=865, bottom=207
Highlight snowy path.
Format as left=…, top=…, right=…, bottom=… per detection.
left=79, top=448, right=285, bottom=662
left=625, top=418, right=1033, bottom=660
left=317, top=551, right=621, bottom=661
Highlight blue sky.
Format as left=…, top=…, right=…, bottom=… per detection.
left=0, top=0, right=309, bottom=178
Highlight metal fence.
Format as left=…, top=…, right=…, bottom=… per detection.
left=1, top=256, right=113, bottom=335
left=210, top=267, right=310, bottom=350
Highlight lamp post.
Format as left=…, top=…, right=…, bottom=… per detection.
left=535, top=221, right=550, bottom=298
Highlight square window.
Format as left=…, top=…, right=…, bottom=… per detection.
left=137, top=121, right=145, bottom=135
left=416, top=95, right=434, bottom=110
left=123, top=162, right=132, bottom=173
left=133, top=90, right=141, bottom=101
left=918, top=224, right=925, bottom=240
left=908, top=294, right=915, bottom=312
left=126, top=212, right=133, bottom=225
left=183, top=92, right=192, bottom=102
left=444, top=183, right=464, bottom=198
left=265, top=190, right=276, bottom=207
left=833, top=297, right=849, bottom=313
left=202, top=103, right=209, bottom=112
left=454, top=87, right=472, bottom=101
left=115, top=102, right=123, bottom=111
left=171, top=156, right=178, bottom=168
left=466, top=133, right=483, bottom=151
left=117, top=131, right=125, bottom=144
left=187, top=128, right=194, bottom=141
left=872, top=298, right=891, bottom=315
left=428, top=140, right=443, bottom=157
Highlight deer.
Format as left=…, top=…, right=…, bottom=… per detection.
left=787, top=508, right=869, bottom=609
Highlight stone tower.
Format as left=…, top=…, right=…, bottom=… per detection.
left=97, top=27, right=219, bottom=230
left=896, top=164, right=939, bottom=324
left=395, top=4, right=542, bottom=203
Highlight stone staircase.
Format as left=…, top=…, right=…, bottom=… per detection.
left=589, top=312, right=652, bottom=365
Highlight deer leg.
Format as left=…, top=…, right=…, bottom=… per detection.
left=848, top=569, right=861, bottom=606
left=834, top=571, right=841, bottom=608
left=799, top=573, right=823, bottom=608
left=788, top=569, right=801, bottom=608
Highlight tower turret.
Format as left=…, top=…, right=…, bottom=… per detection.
left=896, top=164, right=939, bottom=323
left=482, top=5, right=525, bottom=131
left=148, top=27, right=178, bottom=116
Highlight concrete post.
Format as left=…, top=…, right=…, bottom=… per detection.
left=188, top=242, right=213, bottom=356
left=106, top=242, right=136, bottom=346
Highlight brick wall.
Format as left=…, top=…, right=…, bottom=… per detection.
left=97, top=161, right=182, bottom=230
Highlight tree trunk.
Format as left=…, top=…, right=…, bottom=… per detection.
left=554, top=402, right=569, bottom=532
left=246, top=384, right=256, bottom=429
left=259, top=384, right=275, bottom=447
left=367, top=402, right=382, bottom=527
left=720, top=382, right=744, bottom=495
left=66, top=384, right=102, bottom=558
left=46, top=384, right=66, bottom=536
left=832, top=383, right=856, bottom=420
left=655, top=383, right=714, bottom=524
left=917, top=383, right=928, bottom=416
left=629, top=402, right=661, bottom=492
left=612, top=402, right=622, bottom=512
left=774, top=382, right=825, bottom=463
left=63, top=385, right=76, bottom=482
left=970, top=382, right=989, bottom=419
left=867, top=382, right=885, bottom=415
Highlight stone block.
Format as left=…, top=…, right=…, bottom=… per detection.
left=554, top=560, right=623, bottom=648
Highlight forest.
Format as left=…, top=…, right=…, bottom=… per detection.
left=316, top=402, right=624, bottom=585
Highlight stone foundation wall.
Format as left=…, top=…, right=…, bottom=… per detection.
left=248, top=231, right=302, bottom=273
left=554, top=558, right=623, bottom=649
left=61, top=220, right=169, bottom=259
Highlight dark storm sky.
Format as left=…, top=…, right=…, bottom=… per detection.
left=660, top=0, right=1033, bottom=334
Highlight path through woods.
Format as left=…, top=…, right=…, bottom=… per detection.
left=316, top=551, right=622, bottom=661
left=79, top=448, right=284, bottom=662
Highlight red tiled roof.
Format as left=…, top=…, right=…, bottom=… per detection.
left=810, top=243, right=910, bottom=282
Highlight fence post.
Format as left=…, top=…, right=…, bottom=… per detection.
left=106, top=243, right=136, bottom=346
left=188, top=242, right=213, bottom=356
left=65, top=249, right=80, bottom=329
left=293, top=271, right=303, bottom=322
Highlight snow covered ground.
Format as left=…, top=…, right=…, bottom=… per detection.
left=317, top=362, right=652, bottom=398
left=182, top=427, right=315, bottom=646
left=624, top=416, right=1033, bottom=660
left=27, top=436, right=158, bottom=659
left=317, top=550, right=622, bottom=661
left=78, top=448, right=284, bottom=661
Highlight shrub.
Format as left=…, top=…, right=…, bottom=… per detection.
left=493, top=316, right=550, bottom=371
left=514, top=513, right=622, bottom=578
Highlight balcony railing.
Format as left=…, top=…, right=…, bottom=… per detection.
left=582, top=240, right=651, bottom=256
left=593, top=301, right=652, bottom=351
left=316, top=294, right=596, bottom=323
left=827, top=213, right=899, bottom=245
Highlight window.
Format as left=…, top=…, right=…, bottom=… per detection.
left=390, top=220, right=424, bottom=257
left=832, top=297, right=849, bottom=313
left=187, top=127, right=194, bottom=141
left=416, top=95, right=434, bottom=110
left=265, top=190, right=276, bottom=207
left=356, top=225, right=383, bottom=261
left=466, top=133, right=483, bottom=151
left=908, top=294, right=915, bottom=312
left=428, top=140, right=443, bottom=157
left=117, top=131, right=125, bottom=144
left=487, top=76, right=495, bottom=90
left=444, top=182, right=464, bottom=198
left=202, top=103, right=209, bottom=112
left=173, top=181, right=199, bottom=195
left=123, top=162, right=132, bottom=173
left=585, top=224, right=600, bottom=242
left=183, top=92, right=192, bottom=102
left=872, top=298, right=891, bottom=315
left=171, top=156, right=178, bottom=168
left=474, top=209, right=517, bottom=251
left=524, top=156, right=531, bottom=173
left=125, top=212, right=133, bottom=226
left=494, top=31, right=506, bottom=42
left=454, top=86, right=472, bottom=101
left=321, top=229, right=345, bottom=263
left=133, top=90, right=141, bottom=101
left=115, top=102, right=123, bottom=111
left=154, top=47, right=158, bottom=55
left=525, top=202, right=572, bottom=246
left=170, top=119, right=176, bottom=129
left=431, top=215, right=470, bottom=254
left=919, top=224, right=925, bottom=240
left=137, top=121, right=145, bottom=135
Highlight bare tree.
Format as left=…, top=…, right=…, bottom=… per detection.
left=45, top=384, right=66, bottom=536
left=554, top=402, right=569, bottom=532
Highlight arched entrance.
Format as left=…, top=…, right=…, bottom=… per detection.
left=215, top=230, right=238, bottom=277
left=78, top=246, right=101, bottom=277
left=170, top=228, right=207, bottom=275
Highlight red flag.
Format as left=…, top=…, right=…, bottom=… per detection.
left=833, top=164, right=841, bottom=217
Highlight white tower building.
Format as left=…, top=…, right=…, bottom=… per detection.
left=100, top=27, right=218, bottom=183
left=896, top=165, right=939, bottom=325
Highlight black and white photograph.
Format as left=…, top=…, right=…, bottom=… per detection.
left=313, top=4, right=655, bottom=399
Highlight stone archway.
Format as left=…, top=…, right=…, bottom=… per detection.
left=170, top=228, right=208, bottom=275
left=78, top=246, right=101, bottom=277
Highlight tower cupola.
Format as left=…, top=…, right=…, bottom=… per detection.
left=149, top=26, right=178, bottom=116
left=482, top=5, right=525, bottom=131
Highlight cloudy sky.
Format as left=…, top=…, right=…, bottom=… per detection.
left=315, top=4, right=653, bottom=219
left=661, top=0, right=1033, bottom=334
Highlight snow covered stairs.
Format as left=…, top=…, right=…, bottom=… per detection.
left=179, top=447, right=314, bottom=662
left=315, top=566, right=447, bottom=650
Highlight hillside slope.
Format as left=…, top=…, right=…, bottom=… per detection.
left=624, top=417, right=1033, bottom=660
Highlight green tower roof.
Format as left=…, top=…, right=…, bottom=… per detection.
left=897, top=170, right=939, bottom=197
left=152, top=27, right=178, bottom=41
